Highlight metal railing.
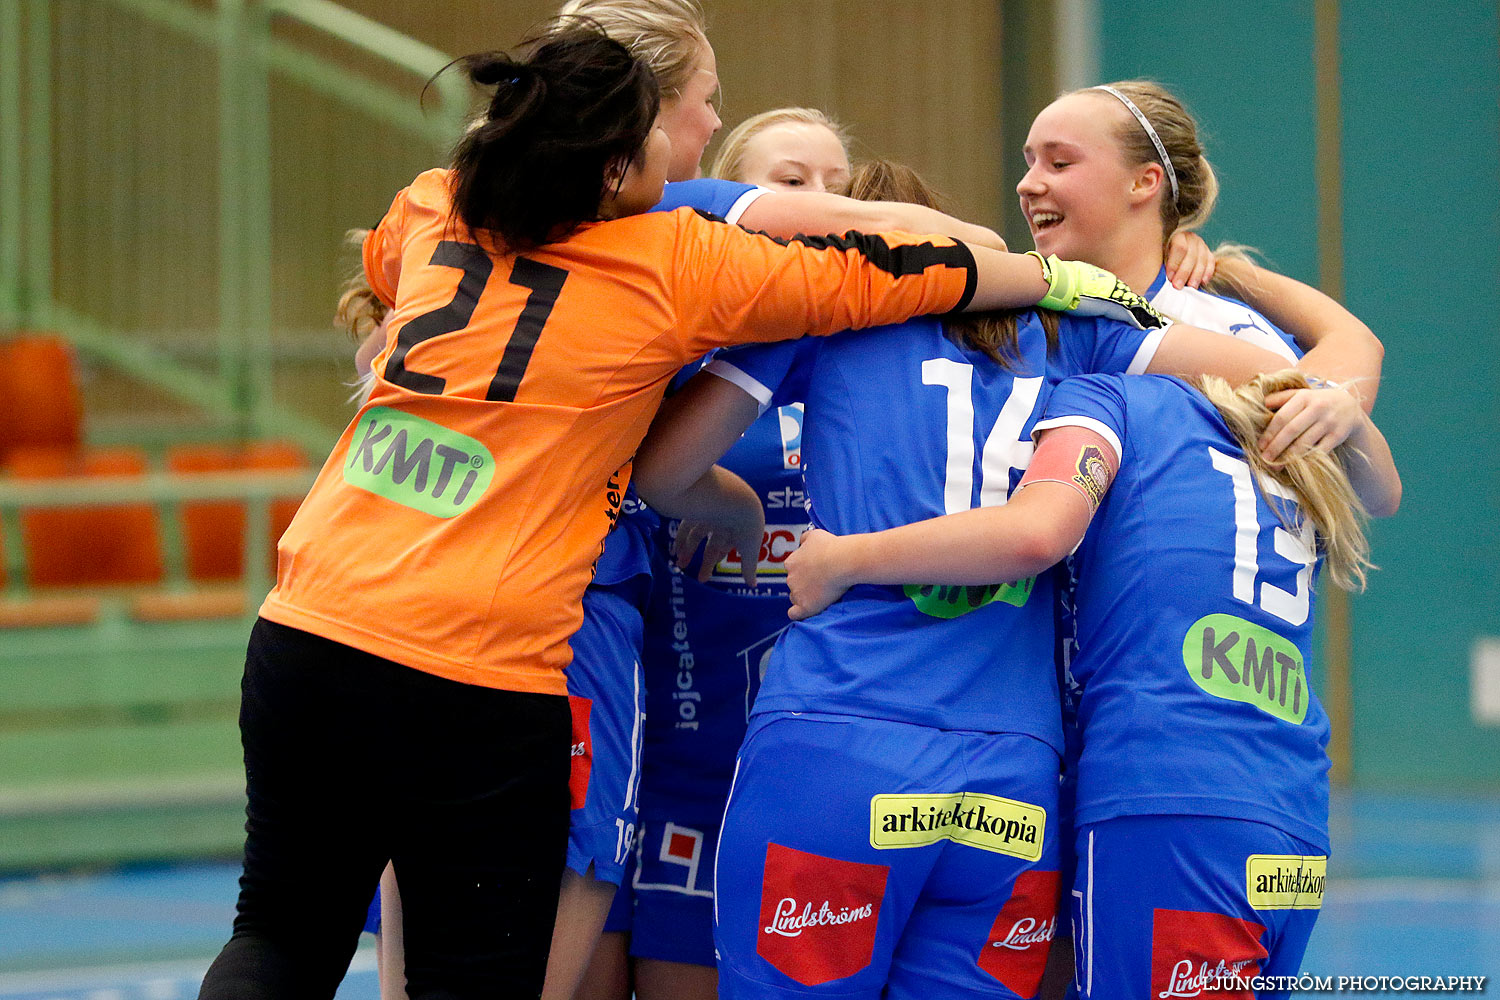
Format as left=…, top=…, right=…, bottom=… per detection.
left=0, top=0, right=458, bottom=866
left=0, top=0, right=470, bottom=456
left=0, top=467, right=318, bottom=606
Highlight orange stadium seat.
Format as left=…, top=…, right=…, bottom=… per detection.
left=166, top=443, right=243, bottom=582
left=7, top=445, right=164, bottom=587
left=166, top=440, right=309, bottom=581
left=0, top=335, right=84, bottom=465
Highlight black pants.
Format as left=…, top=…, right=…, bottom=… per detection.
left=199, top=618, right=571, bottom=1000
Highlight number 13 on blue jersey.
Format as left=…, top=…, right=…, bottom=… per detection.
left=1209, top=449, right=1317, bottom=627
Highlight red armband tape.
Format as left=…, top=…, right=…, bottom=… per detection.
left=1018, top=425, right=1119, bottom=514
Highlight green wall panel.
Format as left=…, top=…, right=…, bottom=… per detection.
left=1338, top=0, right=1500, bottom=786
left=1100, top=0, right=1320, bottom=282
left=1101, top=0, right=1500, bottom=788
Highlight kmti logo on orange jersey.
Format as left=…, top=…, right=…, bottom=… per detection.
left=344, top=407, right=494, bottom=517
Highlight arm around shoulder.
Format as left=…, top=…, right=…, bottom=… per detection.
left=1147, top=323, right=1291, bottom=383
left=736, top=191, right=1007, bottom=251
left=783, top=489, right=1084, bottom=621
left=632, top=371, right=762, bottom=513
left=1339, top=411, right=1401, bottom=518
left=1214, top=257, right=1384, bottom=410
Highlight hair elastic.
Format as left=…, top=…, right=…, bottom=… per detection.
left=1093, top=85, right=1178, bottom=205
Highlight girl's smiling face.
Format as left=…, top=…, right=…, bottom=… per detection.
left=1017, top=91, right=1156, bottom=263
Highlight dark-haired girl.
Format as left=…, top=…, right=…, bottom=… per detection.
left=198, top=26, right=1139, bottom=1000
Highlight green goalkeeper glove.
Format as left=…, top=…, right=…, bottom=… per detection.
left=1027, top=251, right=1167, bottom=330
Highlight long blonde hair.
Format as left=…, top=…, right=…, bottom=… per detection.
left=555, top=0, right=708, bottom=97
left=710, top=107, right=850, bottom=183
left=334, top=229, right=386, bottom=342
left=1200, top=241, right=1275, bottom=302
left=1195, top=369, right=1373, bottom=591
left=845, top=158, right=1059, bottom=370
left=1075, top=80, right=1219, bottom=238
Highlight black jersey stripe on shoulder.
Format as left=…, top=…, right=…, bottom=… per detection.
left=692, top=207, right=730, bottom=224
left=770, top=231, right=978, bottom=313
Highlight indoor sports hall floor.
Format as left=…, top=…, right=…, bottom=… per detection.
left=0, top=790, right=1495, bottom=999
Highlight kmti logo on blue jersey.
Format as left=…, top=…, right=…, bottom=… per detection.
left=1184, top=613, right=1308, bottom=724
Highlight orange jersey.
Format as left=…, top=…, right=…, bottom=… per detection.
left=260, top=168, right=977, bottom=695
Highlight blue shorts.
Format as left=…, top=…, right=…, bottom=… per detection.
left=1070, top=815, right=1324, bottom=1000
left=1056, top=765, right=1078, bottom=930
left=602, top=798, right=725, bottom=965
left=565, top=584, right=647, bottom=886
left=714, top=712, right=1062, bottom=1000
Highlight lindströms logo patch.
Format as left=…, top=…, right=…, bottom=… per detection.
left=567, top=695, right=592, bottom=811
left=1245, top=855, right=1326, bottom=910
left=1183, top=613, right=1308, bottom=724
left=869, top=792, right=1045, bottom=861
left=343, top=407, right=494, bottom=517
left=1150, top=908, right=1267, bottom=999
left=757, top=842, right=887, bottom=987
left=978, top=869, right=1059, bottom=995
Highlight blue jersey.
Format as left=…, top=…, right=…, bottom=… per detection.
left=639, top=398, right=808, bottom=801
left=1049, top=268, right=1307, bottom=776
left=608, top=176, right=790, bottom=801
left=710, top=311, right=1167, bottom=746
left=592, top=179, right=769, bottom=592
left=592, top=487, right=657, bottom=593
left=1039, top=374, right=1331, bottom=850
left=653, top=177, right=767, bottom=220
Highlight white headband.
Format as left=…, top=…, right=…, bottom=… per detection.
left=1093, top=85, right=1179, bottom=205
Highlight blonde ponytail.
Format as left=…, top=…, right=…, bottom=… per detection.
left=334, top=229, right=387, bottom=343
left=1194, top=370, right=1374, bottom=592
left=1077, top=80, right=1218, bottom=239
